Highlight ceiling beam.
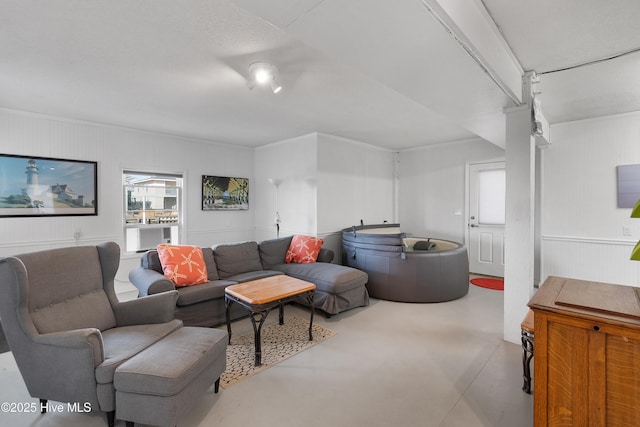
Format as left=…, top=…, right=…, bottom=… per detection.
left=417, top=0, right=524, bottom=105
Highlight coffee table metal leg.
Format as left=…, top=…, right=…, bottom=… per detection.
left=250, top=309, right=271, bottom=366
left=225, top=298, right=233, bottom=344
left=306, top=292, right=315, bottom=341
left=279, top=303, right=284, bottom=325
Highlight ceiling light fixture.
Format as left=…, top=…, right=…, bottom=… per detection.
left=247, top=62, right=282, bottom=94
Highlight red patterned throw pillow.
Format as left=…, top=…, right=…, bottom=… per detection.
left=156, top=244, right=209, bottom=287
left=286, top=235, right=324, bottom=264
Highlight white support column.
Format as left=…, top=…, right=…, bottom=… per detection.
left=503, top=72, right=538, bottom=344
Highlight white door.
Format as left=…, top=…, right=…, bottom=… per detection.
left=467, top=162, right=505, bottom=277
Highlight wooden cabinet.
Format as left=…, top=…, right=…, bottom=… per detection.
left=529, top=276, right=640, bottom=427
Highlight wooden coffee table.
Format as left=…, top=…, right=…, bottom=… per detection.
left=224, top=275, right=316, bottom=366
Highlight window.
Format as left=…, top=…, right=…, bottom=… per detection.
left=123, top=171, right=183, bottom=252
left=477, top=168, right=505, bottom=225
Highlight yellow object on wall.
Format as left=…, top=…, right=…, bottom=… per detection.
left=632, top=199, right=640, bottom=260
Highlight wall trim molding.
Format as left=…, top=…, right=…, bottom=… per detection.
left=318, top=230, right=342, bottom=239
left=542, top=234, right=636, bottom=246
left=0, top=236, right=120, bottom=252
left=253, top=227, right=343, bottom=239
left=188, top=226, right=254, bottom=235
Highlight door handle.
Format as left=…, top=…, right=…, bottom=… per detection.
left=469, top=224, right=478, bottom=227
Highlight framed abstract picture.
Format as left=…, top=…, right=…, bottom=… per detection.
left=202, top=175, right=249, bottom=210
left=0, top=154, right=97, bottom=217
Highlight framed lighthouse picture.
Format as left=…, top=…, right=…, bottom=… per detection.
left=0, top=154, right=97, bottom=217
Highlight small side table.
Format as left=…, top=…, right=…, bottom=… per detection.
left=225, top=275, right=316, bottom=366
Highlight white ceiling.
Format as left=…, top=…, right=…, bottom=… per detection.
left=482, top=0, right=640, bottom=125
left=1, top=0, right=639, bottom=151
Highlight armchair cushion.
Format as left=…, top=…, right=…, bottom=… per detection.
left=17, top=246, right=117, bottom=334
left=30, top=290, right=117, bottom=334
left=96, top=320, right=182, bottom=384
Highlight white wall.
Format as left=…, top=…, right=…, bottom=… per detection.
left=0, top=108, right=255, bottom=294
left=254, top=132, right=396, bottom=258
left=317, top=134, right=395, bottom=257
left=399, top=138, right=505, bottom=241
left=541, top=112, right=640, bottom=285
left=317, top=134, right=395, bottom=232
left=253, top=133, right=318, bottom=242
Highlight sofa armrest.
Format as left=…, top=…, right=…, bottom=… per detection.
left=112, top=291, right=179, bottom=326
left=317, top=248, right=335, bottom=263
left=32, top=327, right=105, bottom=368
left=129, top=266, right=176, bottom=296
left=17, top=328, right=106, bottom=407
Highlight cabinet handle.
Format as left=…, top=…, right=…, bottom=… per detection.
left=593, top=325, right=600, bottom=331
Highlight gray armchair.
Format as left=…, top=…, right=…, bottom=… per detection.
left=0, top=242, right=227, bottom=427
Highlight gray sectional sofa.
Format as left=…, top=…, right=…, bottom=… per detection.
left=129, top=236, right=370, bottom=327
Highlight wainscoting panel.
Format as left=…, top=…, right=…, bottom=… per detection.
left=0, top=235, right=121, bottom=257
left=186, top=227, right=256, bottom=248
left=542, top=235, right=640, bottom=286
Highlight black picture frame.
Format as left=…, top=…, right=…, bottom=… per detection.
left=0, top=154, right=98, bottom=217
left=202, top=175, right=249, bottom=210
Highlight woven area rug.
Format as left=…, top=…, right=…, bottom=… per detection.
left=220, top=315, right=336, bottom=388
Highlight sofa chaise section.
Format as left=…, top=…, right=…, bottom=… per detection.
left=259, top=236, right=369, bottom=315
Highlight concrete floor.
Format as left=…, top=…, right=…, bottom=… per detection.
left=0, top=283, right=533, bottom=427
